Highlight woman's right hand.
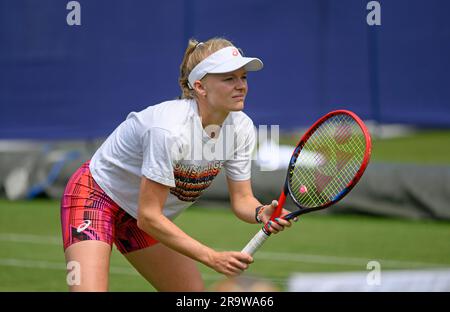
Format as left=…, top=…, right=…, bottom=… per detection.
left=207, top=250, right=254, bottom=276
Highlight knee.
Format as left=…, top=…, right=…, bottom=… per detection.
left=187, top=279, right=205, bottom=292
left=164, top=278, right=204, bottom=292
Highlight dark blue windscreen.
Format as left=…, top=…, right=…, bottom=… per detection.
left=1, top=0, right=449, bottom=139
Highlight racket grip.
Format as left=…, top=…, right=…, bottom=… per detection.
left=241, top=228, right=270, bottom=256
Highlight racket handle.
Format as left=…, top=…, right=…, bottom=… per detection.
left=241, top=228, right=270, bottom=256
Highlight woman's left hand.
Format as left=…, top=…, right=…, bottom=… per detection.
left=258, top=200, right=298, bottom=234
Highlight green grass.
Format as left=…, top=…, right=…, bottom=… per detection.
left=0, top=199, right=449, bottom=291
left=279, top=130, right=450, bottom=164
left=371, top=130, right=450, bottom=164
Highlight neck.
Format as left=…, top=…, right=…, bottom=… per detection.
left=195, top=98, right=228, bottom=139
left=196, top=99, right=228, bottom=128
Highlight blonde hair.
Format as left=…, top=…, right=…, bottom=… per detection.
left=179, top=37, right=234, bottom=99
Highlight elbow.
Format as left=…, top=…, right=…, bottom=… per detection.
left=136, top=215, right=147, bottom=231
left=137, top=212, right=157, bottom=231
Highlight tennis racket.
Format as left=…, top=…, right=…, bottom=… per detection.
left=242, top=110, right=372, bottom=256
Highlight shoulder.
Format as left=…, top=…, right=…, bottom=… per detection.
left=127, top=99, right=195, bottom=135
left=149, top=98, right=194, bottom=116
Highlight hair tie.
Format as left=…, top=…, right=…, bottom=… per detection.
left=195, top=42, right=205, bottom=49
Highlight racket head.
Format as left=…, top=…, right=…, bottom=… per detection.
left=284, top=110, right=371, bottom=219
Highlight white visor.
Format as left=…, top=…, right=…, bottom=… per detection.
left=188, top=46, right=263, bottom=89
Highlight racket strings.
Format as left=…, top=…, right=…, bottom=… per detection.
left=291, top=140, right=357, bottom=204
left=303, top=117, right=364, bottom=198
left=292, top=116, right=364, bottom=203
left=289, top=114, right=366, bottom=207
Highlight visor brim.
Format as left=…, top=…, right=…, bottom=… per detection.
left=208, top=57, right=263, bottom=74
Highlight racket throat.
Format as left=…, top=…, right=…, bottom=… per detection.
left=269, top=187, right=288, bottom=223
left=277, top=190, right=287, bottom=212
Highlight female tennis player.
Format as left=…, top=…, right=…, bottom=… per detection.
left=61, top=37, right=294, bottom=291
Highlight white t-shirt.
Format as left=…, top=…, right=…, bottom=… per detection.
left=90, top=99, right=256, bottom=220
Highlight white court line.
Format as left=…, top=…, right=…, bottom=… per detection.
left=253, top=251, right=449, bottom=269
left=1, top=233, right=448, bottom=269
left=0, top=258, right=147, bottom=276
left=0, top=258, right=286, bottom=284
left=0, top=233, right=60, bottom=245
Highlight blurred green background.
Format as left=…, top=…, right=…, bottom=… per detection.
left=1, top=130, right=449, bottom=291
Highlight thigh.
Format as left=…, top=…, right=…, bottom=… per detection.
left=124, top=243, right=204, bottom=292
left=64, top=240, right=111, bottom=291
left=60, top=161, right=119, bottom=291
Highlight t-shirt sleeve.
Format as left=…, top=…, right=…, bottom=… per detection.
left=223, top=119, right=256, bottom=181
left=141, top=127, right=179, bottom=187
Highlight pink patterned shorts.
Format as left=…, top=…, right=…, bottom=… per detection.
left=60, top=161, right=158, bottom=254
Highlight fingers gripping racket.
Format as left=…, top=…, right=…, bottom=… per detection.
left=242, top=110, right=372, bottom=256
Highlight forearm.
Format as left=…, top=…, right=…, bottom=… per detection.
left=137, top=176, right=253, bottom=277
left=137, top=213, right=214, bottom=266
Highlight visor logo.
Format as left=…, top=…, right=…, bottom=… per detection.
left=232, top=48, right=239, bottom=56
